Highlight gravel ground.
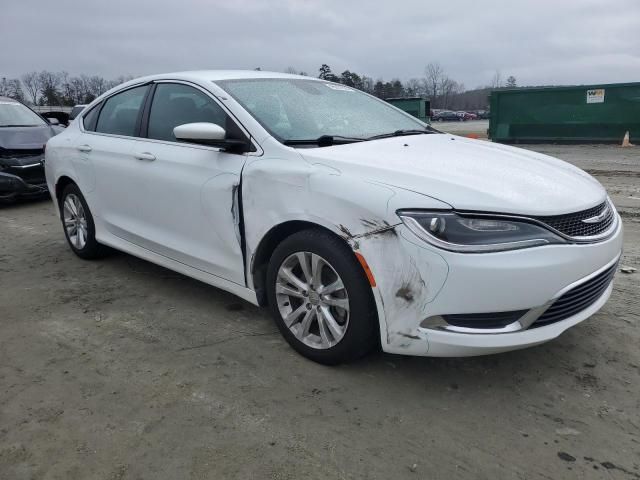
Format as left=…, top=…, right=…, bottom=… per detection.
left=1, top=145, right=639, bottom=480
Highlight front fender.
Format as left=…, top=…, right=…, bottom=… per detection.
left=242, top=154, right=452, bottom=350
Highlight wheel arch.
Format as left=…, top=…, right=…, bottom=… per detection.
left=250, top=220, right=352, bottom=306
left=55, top=175, right=77, bottom=204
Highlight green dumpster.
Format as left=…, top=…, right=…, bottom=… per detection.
left=386, top=97, right=431, bottom=123
left=489, top=82, right=640, bottom=143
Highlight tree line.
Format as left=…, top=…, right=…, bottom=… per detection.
left=1, top=63, right=517, bottom=110
left=0, top=71, right=134, bottom=106
left=295, top=62, right=516, bottom=110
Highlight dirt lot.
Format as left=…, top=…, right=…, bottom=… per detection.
left=434, top=119, right=490, bottom=138
left=1, top=145, right=639, bottom=479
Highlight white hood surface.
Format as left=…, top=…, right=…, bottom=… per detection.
left=300, top=134, right=606, bottom=216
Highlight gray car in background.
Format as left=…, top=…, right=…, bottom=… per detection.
left=0, top=96, right=63, bottom=201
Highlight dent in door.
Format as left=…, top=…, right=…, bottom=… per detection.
left=201, top=173, right=244, bottom=267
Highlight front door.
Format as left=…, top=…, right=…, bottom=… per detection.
left=112, top=82, right=247, bottom=284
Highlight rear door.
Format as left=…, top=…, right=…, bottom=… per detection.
left=114, top=81, right=248, bottom=284
left=83, top=84, right=151, bottom=232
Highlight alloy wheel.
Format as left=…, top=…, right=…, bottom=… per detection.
left=63, top=193, right=88, bottom=250
left=275, top=252, right=350, bottom=349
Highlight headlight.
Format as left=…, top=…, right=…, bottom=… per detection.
left=397, top=210, right=566, bottom=253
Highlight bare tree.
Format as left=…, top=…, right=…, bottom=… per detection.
left=361, top=75, right=374, bottom=94
left=439, top=77, right=456, bottom=109
left=425, top=62, right=444, bottom=105
left=7, top=79, right=24, bottom=101
left=87, top=76, right=108, bottom=98
left=0, top=78, right=9, bottom=97
left=60, top=71, right=74, bottom=105
left=506, top=75, right=517, bottom=88
left=106, top=75, right=134, bottom=91
left=404, top=78, right=423, bottom=97
left=37, top=70, right=62, bottom=105
left=490, top=70, right=503, bottom=89
left=21, top=71, right=40, bottom=105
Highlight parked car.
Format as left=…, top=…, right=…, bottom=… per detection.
left=464, top=112, right=478, bottom=120
left=68, top=105, right=87, bottom=123
left=0, top=96, right=63, bottom=202
left=455, top=111, right=475, bottom=121
left=432, top=110, right=461, bottom=122
left=45, top=71, right=622, bottom=364
left=38, top=110, right=69, bottom=126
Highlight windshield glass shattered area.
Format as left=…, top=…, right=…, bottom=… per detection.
left=215, top=78, right=425, bottom=143
left=0, top=101, right=47, bottom=127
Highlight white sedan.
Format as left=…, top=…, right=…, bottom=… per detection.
left=44, top=71, right=623, bottom=364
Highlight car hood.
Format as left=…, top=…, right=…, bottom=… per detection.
left=0, top=125, right=57, bottom=151
left=299, top=134, right=606, bottom=216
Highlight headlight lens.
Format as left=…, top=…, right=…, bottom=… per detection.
left=397, top=211, right=565, bottom=252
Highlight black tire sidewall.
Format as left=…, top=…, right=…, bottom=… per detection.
left=60, top=184, right=103, bottom=259
left=266, top=229, right=378, bottom=365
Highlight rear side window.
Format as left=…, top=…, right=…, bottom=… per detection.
left=81, top=104, right=100, bottom=131
left=147, top=83, right=229, bottom=142
left=95, top=85, right=149, bottom=136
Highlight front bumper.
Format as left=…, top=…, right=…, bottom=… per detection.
left=416, top=261, right=616, bottom=356
left=0, top=171, right=49, bottom=201
left=361, top=214, right=623, bottom=357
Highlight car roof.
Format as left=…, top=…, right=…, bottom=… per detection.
left=97, top=70, right=321, bottom=101
left=90, top=70, right=327, bottom=109
left=126, top=70, right=315, bottom=85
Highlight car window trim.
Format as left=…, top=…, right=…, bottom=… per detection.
left=142, top=79, right=258, bottom=153
left=135, top=84, right=155, bottom=137
left=94, top=83, right=151, bottom=137
left=76, top=80, right=261, bottom=155
left=139, top=83, right=157, bottom=138
left=81, top=103, right=101, bottom=131
left=79, top=81, right=151, bottom=137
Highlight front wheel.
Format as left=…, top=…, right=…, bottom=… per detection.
left=266, top=229, right=378, bottom=365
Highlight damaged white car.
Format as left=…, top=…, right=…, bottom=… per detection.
left=45, top=71, right=623, bottom=364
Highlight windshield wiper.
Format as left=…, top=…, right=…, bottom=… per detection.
left=0, top=124, right=41, bottom=128
left=367, top=128, right=437, bottom=140
left=283, top=135, right=365, bottom=147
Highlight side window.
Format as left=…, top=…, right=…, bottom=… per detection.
left=95, top=85, right=149, bottom=136
left=81, top=104, right=100, bottom=131
left=147, top=83, right=229, bottom=142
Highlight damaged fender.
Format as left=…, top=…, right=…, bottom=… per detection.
left=241, top=146, right=451, bottom=354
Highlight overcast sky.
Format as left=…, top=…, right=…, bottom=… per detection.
left=2, top=0, right=639, bottom=88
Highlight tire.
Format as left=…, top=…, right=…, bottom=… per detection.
left=266, top=229, right=378, bottom=365
left=59, top=183, right=108, bottom=259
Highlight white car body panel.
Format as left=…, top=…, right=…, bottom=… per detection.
left=44, top=70, right=623, bottom=358
left=299, top=134, right=606, bottom=216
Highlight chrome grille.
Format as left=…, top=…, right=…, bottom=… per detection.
left=532, top=262, right=618, bottom=328
left=534, top=201, right=614, bottom=238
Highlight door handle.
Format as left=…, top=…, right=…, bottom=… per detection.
left=134, top=152, right=156, bottom=161
left=76, top=144, right=92, bottom=152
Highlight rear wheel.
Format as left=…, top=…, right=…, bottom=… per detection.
left=266, top=229, right=378, bottom=364
left=60, top=184, right=108, bottom=259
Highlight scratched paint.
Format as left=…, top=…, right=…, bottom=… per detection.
left=239, top=145, right=451, bottom=354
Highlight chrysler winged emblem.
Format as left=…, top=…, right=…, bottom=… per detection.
left=582, top=204, right=609, bottom=224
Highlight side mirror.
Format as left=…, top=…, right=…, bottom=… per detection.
left=173, top=122, right=249, bottom=151
left=47, top=118, right=60, bottom=125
